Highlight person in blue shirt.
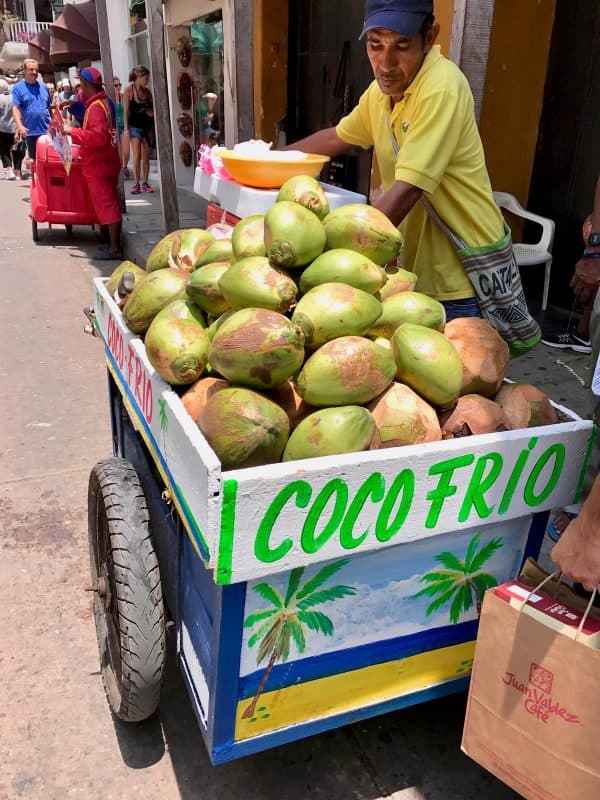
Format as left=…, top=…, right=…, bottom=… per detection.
left=12, top=59, right=51, bottom=160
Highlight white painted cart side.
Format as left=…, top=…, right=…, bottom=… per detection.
left=93, top=277, right=595, bottom=584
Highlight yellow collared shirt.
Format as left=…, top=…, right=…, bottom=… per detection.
left=336, top=46, right=504, bottom=301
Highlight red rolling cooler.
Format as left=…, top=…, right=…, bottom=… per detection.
left=30, top=134, right=98, bottom=241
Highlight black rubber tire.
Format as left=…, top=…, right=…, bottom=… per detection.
left=88, top=458, right=166, bottom=722
left=31, top=218, right=38, bottom=242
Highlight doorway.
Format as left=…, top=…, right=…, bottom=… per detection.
left=528, top=0, right=600, bottom=312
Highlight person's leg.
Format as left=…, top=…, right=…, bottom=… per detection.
left=107, top=220, right=122, bottom=255
left=89, top=176, right=123, bottom=259
left=130, top=133, right=141, bottom=189
left=0, top=132, right=14, bottom=175
left=120, top=130, right=130, bottom=175
left=11, top=140, right=24, bottom=177
left=140, top=139, right=149, bottom=183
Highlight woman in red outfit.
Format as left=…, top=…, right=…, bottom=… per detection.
left=63, top=67, right=122, bottom=260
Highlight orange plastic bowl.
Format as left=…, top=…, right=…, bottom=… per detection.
left=218, top=151, right=331, bottom=189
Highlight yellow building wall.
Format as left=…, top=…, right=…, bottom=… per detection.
left=480, top=0, right=556, bottom=206
left=435, top=0, right=455, bottom=56
left=253, top=0, right=289, bottom=142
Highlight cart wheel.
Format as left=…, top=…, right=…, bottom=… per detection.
left=31, top=218, right=38, bottom=242
left=88, top=458, right=166, bottom=722
left=65, top=224, right=73, bottom=235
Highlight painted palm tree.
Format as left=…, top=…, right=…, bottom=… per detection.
left=414, top=534, right=503, bottom=624
left=242, top=558, right=356, bottom=720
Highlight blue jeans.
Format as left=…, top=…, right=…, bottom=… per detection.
left=442, top=297, right=482, bottom=322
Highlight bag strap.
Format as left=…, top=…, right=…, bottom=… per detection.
left=518, top=571, right=599, bottom=642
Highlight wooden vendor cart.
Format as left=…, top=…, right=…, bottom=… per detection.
left=87, top=276, right=594, bottom=765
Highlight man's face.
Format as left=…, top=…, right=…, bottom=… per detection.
left=24, top=62, right=39, bottom=83
left=366, top=26, right=436, bottom=99
left=80, top=79, right=94, bottom=99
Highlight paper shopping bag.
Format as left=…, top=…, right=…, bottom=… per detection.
left=462, top=582, right=600, bottom=800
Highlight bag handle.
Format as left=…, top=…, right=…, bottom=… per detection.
left=518, top=570, right=599, bottom=641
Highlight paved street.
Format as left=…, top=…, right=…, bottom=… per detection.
left=0, top=175, right=589, bottom=800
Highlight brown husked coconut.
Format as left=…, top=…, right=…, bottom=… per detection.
left=439, top=394, right=509, bottom=439
left=181, top=376, right=229, bottom=422
left=368, top=382, right=442, bottom=449
left=494, top=383, right=559, bottom=429
left=271, top=380, right=315, bottom=430
left=444, top=318, right=509, bottom=397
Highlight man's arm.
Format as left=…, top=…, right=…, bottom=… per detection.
left=284, top=126, right=352, bottom=157
left=552, top=473, right=600, bottom=591
left=375, top=180, right=423, bottom=227
left=12, top=104, right=27, bottom=137
left=570, top=176, right=600, bottom=305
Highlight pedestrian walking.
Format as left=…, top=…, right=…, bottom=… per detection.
left=123, top=65, right=155, bottom=194
left=11, top=58, right=51, bottom=161
left=0, top=79, right=19, bottom=180
left=112, top=76, right=130, bottom=178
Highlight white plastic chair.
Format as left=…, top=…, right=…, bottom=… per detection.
left=493, top=191, right=555, bottom=311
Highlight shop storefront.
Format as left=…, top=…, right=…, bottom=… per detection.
left=164, top=0, right=237, bottom=188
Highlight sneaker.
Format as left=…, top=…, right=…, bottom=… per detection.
left=541, top=330, right=592, bottom=354
left=141, top=182, right=154, bottom=193
left=6, top=172, right=16, bottom=181
left=122, top=166, right=131, bottom=179
left=130, top=183, right=141, bottom=195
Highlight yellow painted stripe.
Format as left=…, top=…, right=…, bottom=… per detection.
left=105, top=359, right=204, bottom=561
left=235, top=641, right=475, bottom=741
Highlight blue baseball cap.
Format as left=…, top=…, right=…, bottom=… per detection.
left=360, top=0, right=433, bottom=39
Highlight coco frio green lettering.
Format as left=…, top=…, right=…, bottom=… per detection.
left=523, top=443, right=565, bottom=506
left=498, top=437, right=538, bottom=515
left=458, top=452, right=504, bottom=523
left=254, top=480, right=312, bottom=563
left=340, top=472, right=386, bottom=550
left=301, top=478, right=349, bottom=555
left=425, top=454, right=475, bottom=529
left=375, top=469, right=415, bottom=542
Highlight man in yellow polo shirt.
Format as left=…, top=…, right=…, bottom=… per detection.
left=286, top=0, right=506, bottom=321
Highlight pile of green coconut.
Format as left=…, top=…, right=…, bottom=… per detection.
left=107, top=175, right=560, bottom=470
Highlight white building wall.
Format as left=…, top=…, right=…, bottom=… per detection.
left=104, top=0, right=135, bottom=88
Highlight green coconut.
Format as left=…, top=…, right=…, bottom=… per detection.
left=323, top=204, right=402, bottom=266
left=218, top=256, right=298, bottom=313
left=144, top=299, right=210, bottom=385
left=145, top=230, right=181, bottom=272
left=231, top=215, right=266, bottom=259
left=392, top=323, right=463, bottom=409
left=292, top=282, right=383, bottom=349
left=194, top=239, right=234, bottom=269
left=199, top=387, right=290, bottom=469
left=123, top=267, right=189, bottom=334
left=379, top=268, right=418, bottom=300
left=106, top=261, right=146, bottom=296
left=168, top=229, right=215, bottom=272
left=283, top=406, right=376, bottom=461
left=186, top=262, right=232, bottom=317
left=209, top=308, right=305, bottom=390
left=207, top=309, right=236, bottom=341
left=369, top=291, right=446, bottom=339
left=264, top=200, right=326, bottom=268
left=494, top=384, right=558, bottom=429
left=299, top=249, right=386, bottom=295
left=368, top=383, right=442, bottom=449
left=276, top=175, right=330, bottom=220
left=296, top=336, right=396, bottom=407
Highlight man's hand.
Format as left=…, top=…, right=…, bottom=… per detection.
left=570, top=255, right=600, bottom=305
left=62, top=123, right=72, bottom=135
left=551, top=514, right=600, bottom=591
left=17, top=124, right=27, bottom=138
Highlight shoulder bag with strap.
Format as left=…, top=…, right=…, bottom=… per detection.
left=386, top=116, right=541, bottom=357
